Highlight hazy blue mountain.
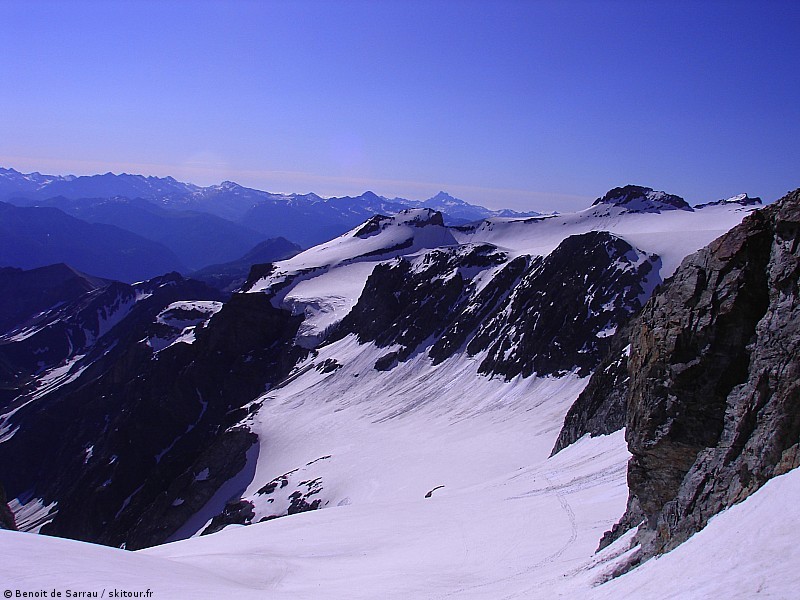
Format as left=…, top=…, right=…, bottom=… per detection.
left=0, top=168, right=198, bottom=204
left=1, top=168, right=541, bottom=246
left=29, top=196, right=267, bottom=270
left=0, top=201, right=185, bottom=282
left=0, top=263, right=110, bottom=335
left=238, top=191, right=412, bottom=248
left=190, top=237, right=301, bottom=294
left=399, top=191, right=539, bottom=222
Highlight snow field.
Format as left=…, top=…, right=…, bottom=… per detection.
left=140, top=337, right=631, bottom=598
left=0, top=199, right=777, bottom=598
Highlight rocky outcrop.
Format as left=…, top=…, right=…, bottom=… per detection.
left=0, top=273, right=220, bottom=385
left=0, top=272, right=303, bottom=549
left=0, top=483, right=16, bottom=530
left=593, top=185, right=692, bottom=212
left=550, top=324, right=631, bottom=455
left=337, top=231, right=659, bottom=379
left=201, top=499, right=257, bottom=536
left=0, top=263, right=109, bottom=335
left=123, top=427, right=258, bottom=549
left=694, top=193, right=762, bottom=209
left=469, top=231, right=659, bottom=379
left=595, top=189, right=800, bottom=569
left=334, top=243, right=509, bottom=366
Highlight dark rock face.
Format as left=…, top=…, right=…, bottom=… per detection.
left=354, top=215, right=392, bottom=238
left=335, top=243, right=509, bottom=365
left=337, top=232, right=659, bottom=380
left=593, top=185, right=692, bottom=212
left=429, top=256, right=528, bottom=364
left=550, top=326, right=631, bottom=455
left=470, top=232, right=660, bottom=379
left=694, top=193, right=763, bottom=209
left=124, top=427, right=258, bottom=548
left=0, top=263, right=109, bottom=335
left=200, top=461, right=329, bottom=533
left=201, top=499, right=256, bottom=536
left=0, top=278, right=131, bottom=382
left=599, top=190, right=800, bottom=567
left=0, top=272, right=303, bottom=549
left=0, top=483, right=16, bottom=530
left=0, top=273, right=219, bottom=388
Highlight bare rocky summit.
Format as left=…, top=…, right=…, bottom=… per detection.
left=558, top=189, right=800, bottom=569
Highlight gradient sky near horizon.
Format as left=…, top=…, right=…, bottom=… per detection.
left=2, top=0, right=798, bottom=212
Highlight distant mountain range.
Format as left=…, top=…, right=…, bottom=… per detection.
left=2, top=182, right=794, bottom=597
left=0, top=168, right=763, bottom=289
left=0, top=167, right=542, bottom=282
left=0, top=167, right=540, bottom=247
left=26, top=196, right=267, bottom=271
left=0, top=201, right=186, bottom=282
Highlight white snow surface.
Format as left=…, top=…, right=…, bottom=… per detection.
left=155, top=300, right=223, bottom=328
left=282, top=262, right=376, bottom=347
left=27, top=353, right=88, bottom=401
left=584, top=467, right=800, bottom=599
left=0, top=200, right=785, bottom=598
left=3, top=416, right=799, bottom=597
left=147, top=300, right=223, bottom=352
left=7, top=496, right=58, bottom=534
left=449, top=203, right=754, bottom=278
left=247, top=208, right=457, bottom=297
left=245, top=203, right=755, bottom=349
left=6, top=325, right=789, bottom=598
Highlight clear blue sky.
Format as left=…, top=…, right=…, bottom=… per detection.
left=1, top=0, right=798, bottom=212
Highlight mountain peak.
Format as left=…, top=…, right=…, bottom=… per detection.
left=398, top=207, right=444, bottom=227
left=361, top=190, right=382, bottom=201
left=218, top=180, right=242, bottom=190
left=427, top=191, right=464, bottom=205
left=695, top=193, right=763, bottom=209
left=594, top=185, right=692, bottom=212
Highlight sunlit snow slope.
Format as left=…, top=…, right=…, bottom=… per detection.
left=246, top=202, right=756, bottom=348
left=0, top=193, right=780, bottom=598
left=3, top=429, right=799, bottom=598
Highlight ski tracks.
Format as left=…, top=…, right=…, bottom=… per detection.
left=433, top=471, right=579, bottom=600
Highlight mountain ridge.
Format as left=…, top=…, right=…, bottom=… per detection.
left=553, top=187, right=800, bottom=574
left=0, top=201, right=186, bottom=282
left=0, top=183, right=793, bottom=597
left=0, top=166, right=540, bottom=225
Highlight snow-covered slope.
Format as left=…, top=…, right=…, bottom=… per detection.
left=245, top=209, right=457, bottom=345
left=245, top=200, right=757, bottom=353
left=0, top=187, right=783, bottom=599
left=450, top=200, right=754, bottom=277
left=146, top=300, right=223, bottom=351
left=3, top=416, right=798, bottom=598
